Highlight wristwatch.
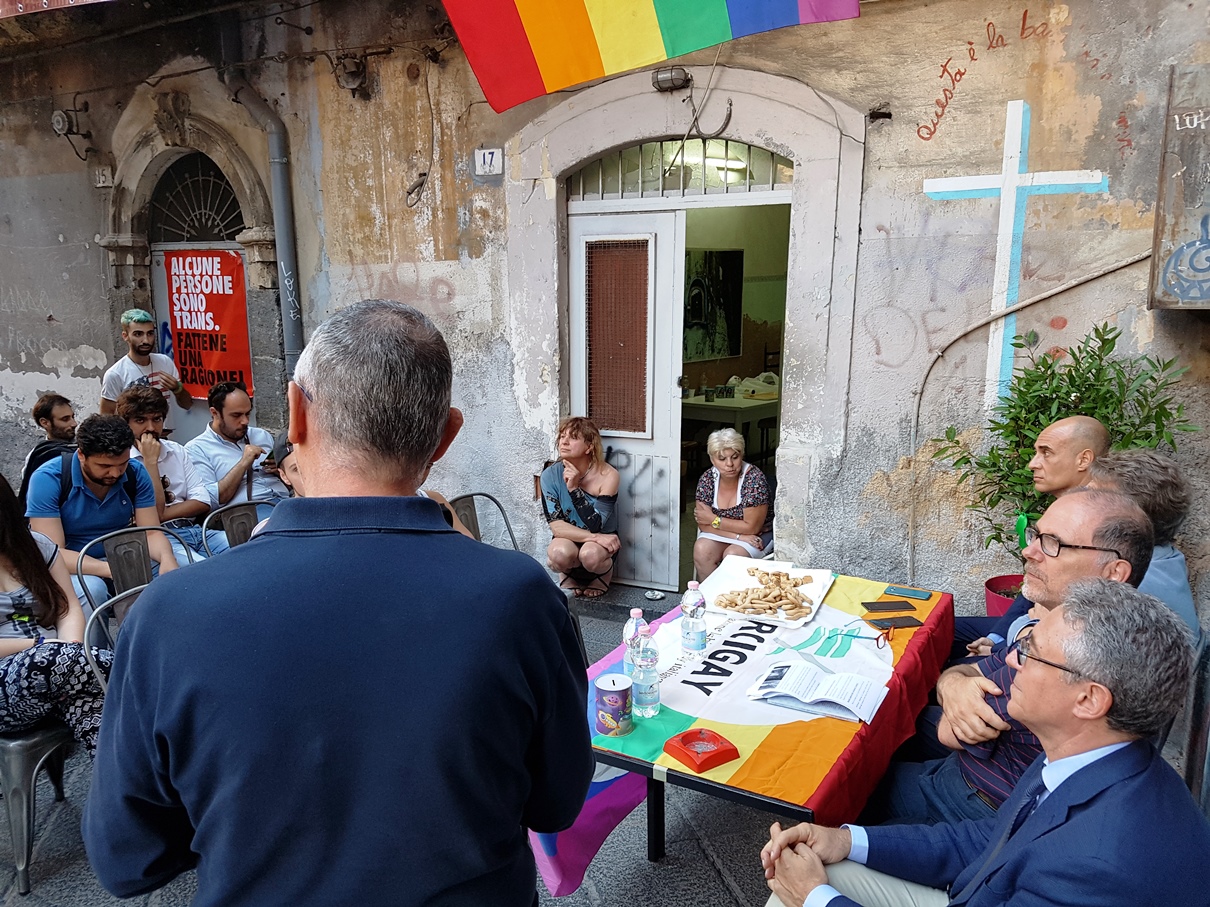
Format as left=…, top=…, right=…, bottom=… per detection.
left=711, top=516, right=721, bottom=529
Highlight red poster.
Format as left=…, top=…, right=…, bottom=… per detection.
left=165, top=250, right=255, bottom=398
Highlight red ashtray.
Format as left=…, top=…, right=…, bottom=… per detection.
left=663, top=728, right=740, bottom=773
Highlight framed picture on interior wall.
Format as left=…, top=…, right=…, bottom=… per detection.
left=684, top=249, right=744, bottom=362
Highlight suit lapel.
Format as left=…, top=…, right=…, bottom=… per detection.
left=950, top=741, right=1152, bottom=904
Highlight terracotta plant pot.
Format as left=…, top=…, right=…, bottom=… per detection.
left=985, top=574, right=1024, bottom=617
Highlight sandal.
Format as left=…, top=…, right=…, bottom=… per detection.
left=559, top=563, right=614, bottom=599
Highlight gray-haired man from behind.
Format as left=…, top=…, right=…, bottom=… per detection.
left=85, top=300, right=594, bottom=907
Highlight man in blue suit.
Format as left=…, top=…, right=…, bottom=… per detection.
left=761, top=578, right=1210, bottom=907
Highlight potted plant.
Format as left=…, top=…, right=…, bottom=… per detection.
left=932, top=322, right=1199, bottom=613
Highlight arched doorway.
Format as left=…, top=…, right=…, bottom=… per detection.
left=146, top=151, right=257, bottom=442
left=102, top=92, right=284, bottom=435
left=505, top=66, right=865, bottom=576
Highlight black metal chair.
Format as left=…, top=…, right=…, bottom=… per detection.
left=1181, top=634, right=1210, bottom=817
left=83, top=584, right=148, bottom=693
left=448, top=493, right=519, bottom=550
left=200, top=498, right=279, bottom=555
left=0, top=722, right=73, bottom=894
left=75, top=526, right=194, bottom=611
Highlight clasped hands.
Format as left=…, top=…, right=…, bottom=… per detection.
left=761, top=822, right=851, bottom=905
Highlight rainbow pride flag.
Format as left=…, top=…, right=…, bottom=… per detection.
left=443, top=0, right=860, bottom=112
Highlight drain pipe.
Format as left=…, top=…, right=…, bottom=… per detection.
left=220, top=21, right=304, bottom=377
left=905, top=249, right=1152, bottom=583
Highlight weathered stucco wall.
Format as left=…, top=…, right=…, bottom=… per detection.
left=1, top=0, right=1208, bottom=627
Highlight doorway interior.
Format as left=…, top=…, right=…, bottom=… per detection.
left=567, top=139, right=791, bottom=591
left=679, top=204, right=789, bottom=585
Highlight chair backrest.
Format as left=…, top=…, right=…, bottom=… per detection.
left=83, top=583, right=147, bottom=692
left=1181, top=633, right=1210, bottom=816
left=201, top=499, right=277, bottom=553
left=77, top=526, right=194, bottom=609
left=448, top=492, right=519, bottom=550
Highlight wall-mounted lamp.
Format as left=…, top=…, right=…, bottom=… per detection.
left=50, top=95, right=95, bottom=161
left=652, top=66, right=692, bottom=92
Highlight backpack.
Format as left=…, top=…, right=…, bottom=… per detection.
left=57, top=452, right=140, bottom=526
left=16, top=440, right=74, bottom=510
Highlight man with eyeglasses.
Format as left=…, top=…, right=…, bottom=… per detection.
left=951, top=415, right=1110, bottom=661
left=870, top=490, right=1153, bottom=826
left=183, top=381, right=289, bottom=516
left=760, top=578, right=1209, bottom=907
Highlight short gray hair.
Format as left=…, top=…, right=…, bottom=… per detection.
left=293, top=300, right=452, bottom=484
left=1064, top=489, right=1153, bottom=587
left=1089, top=449, right=1190, bottom=547
left=1059, top=578, right=1194, bottom=739
left=706, top=428, right=745, bottom=459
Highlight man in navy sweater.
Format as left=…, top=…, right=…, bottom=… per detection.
left=761, top=579, right=1210, bottom=907
left=83, top=300, right=593, bottom=906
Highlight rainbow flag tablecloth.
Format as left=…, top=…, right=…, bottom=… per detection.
left=442, top=0, right=860, bottom=111
left=529, top=574, right=953, bottom=896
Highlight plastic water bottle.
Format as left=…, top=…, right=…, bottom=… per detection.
left=622, top=607, right=648, bottom=677
left=632, top=626, right=661, bottom=718
left=680, top=581, right=707, bottom=659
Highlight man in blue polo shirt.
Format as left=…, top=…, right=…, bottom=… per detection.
left=85, top=300, right=592, bottom=907
left=26, top=414, right=177, bottom=607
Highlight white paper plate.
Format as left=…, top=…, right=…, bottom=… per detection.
left=696, top=555, right=836, bottom=628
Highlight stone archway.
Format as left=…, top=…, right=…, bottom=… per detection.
left=102, top=90, right=275, bottom=304
left=101, top=84, right=286, bottom=428
left=503, top=65, right=866, bottom=563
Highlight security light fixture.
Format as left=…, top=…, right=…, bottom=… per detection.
left=652, top=66, right=691, bottom=92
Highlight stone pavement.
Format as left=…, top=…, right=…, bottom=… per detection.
left=0, top=583, right=789, bottom=906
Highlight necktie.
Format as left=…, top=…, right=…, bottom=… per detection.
left=950, top=772, right=1047, bottom=904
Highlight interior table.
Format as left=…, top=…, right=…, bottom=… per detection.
left=681, top=393, right=779, bottom=434
left=530, top=565, right=953, bottom=896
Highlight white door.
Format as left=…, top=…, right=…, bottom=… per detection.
left=569, top=211, right=685, bottom=591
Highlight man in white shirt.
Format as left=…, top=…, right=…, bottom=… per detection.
left=117, top=386, right=228, bottom=565
left=184, top=380, right=288, bottom=517
left=759, top=579, right=1208, bottom=907
left=100, top=309, right=193, bottom=431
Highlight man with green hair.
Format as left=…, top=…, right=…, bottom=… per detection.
left=100, top=308, right=192, bottom=429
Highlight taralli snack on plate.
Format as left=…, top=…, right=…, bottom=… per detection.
left=713, top=568, right=815, bottom=620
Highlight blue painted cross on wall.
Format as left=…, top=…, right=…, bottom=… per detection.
left=923, top=100, right=1109, bottom=407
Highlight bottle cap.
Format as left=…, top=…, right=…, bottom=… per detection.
left=630, top=608, right=643, bottom=618
left=639, top=625, right=653, bottom=637
left=687, top=581, right=699, bottom=590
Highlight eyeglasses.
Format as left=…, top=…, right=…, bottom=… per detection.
left=1023, top=525, right=1121, bottom=560
left=293, top=380, right=314, bottom=403
left=843, top=619, right=895, bottom=649
left=1015, top=632, right=1081, bottom=677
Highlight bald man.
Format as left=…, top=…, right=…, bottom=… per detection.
left=949, top=415, right=1111, bottom=664
left=1027, top=415, right=1109, bottom=496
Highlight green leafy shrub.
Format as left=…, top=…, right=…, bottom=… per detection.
left=932, top=323, right=1199, bottom=559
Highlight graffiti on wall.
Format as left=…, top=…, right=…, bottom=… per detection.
left=917, top=9, right=1056, bottom=142
left=922, top=100, right=1108, bottom=407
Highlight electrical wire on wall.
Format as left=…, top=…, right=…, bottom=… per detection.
left=904, top=249, right=1154, bottom=583
left=662, top=45, right=733, bottom=179
left=406, top=56, right=437, bottom=208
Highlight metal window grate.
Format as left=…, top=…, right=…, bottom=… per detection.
left=149, top=152, right=245, bottom=243
left=567, top=138, right=793, bottom=201
left=585, top=240, right=648, bottom=433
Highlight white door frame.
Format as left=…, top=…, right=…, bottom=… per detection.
left=506, top=65, right=865, bottom=568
